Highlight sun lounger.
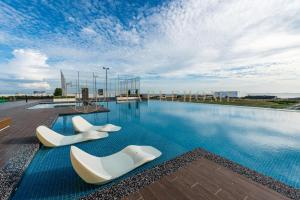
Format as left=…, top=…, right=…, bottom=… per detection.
left=72, top=116, right=121, bottom=132
left=70, top=145, right=162, bottom=184
left=36, top=126, right=108, bottom=147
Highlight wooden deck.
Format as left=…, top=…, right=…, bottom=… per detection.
left=124, top=158, right=290, bottom=200
left=0, top=100, right=108, bottom=169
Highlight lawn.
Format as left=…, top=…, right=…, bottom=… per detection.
left=154, top=96, right=300, bottom=109
left=194, top=99, right=300, bottom=109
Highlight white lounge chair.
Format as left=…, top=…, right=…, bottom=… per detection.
left=72, top=116, right=121, bottom=133
left=70, top=145, right=162, bottom=184
left=36, top=126, right=108, bottom=147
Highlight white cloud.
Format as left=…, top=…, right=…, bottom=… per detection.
left=1, top=0, right=300, bottom=93
left=8, top=49, right=51, bottom=81
left=19, top=81, right=50, bottom=90
left=0, top=32, right=5, bottom=43
left=82, top=27, right=97, bottom=36
left=0, top=49, right=55, bottom=92
left=67, top=0, right=299, bottom=88
left=234, top=32, right=300, bottom=53
left=67, top=16, right=75, bottom=22
left=0, top=1, right=29, bottom=29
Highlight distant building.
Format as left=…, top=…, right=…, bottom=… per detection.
left=214, top=91, right=239, bottom=98
left=15, top=93, right=26, bottom=96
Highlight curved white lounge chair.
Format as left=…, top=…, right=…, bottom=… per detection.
left=72, top=116, right=121, bottom=133
left=36, top=126, right=109, bottom=147
left=70, top=145, right=162, bottom=184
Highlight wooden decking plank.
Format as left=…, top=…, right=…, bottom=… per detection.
left=215, top=164, right=290, bottom=200
left=154, top=178, right=191, bottom=200
left=187, top=161, right=247, bottom=199
left=170, top=173, right=222, bottom=200
left=138, top=186, right=159, bottom=200
left=147, top=182, right=176, bottom=200
left=125, top=158, right=289, bottom=200
left=189, top=160, right=280, bottom=200
left=180, top=163, right=239, bottom=200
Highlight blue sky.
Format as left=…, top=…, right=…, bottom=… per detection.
left=1, top=0, right=300, bottom=94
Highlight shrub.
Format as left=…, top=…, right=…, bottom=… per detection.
left=53, top=88, right=62, bottom=96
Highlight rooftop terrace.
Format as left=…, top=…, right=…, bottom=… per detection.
left=0, top=100, right=299, bottom=200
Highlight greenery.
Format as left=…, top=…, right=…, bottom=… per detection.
left=195, top=99, right=299, bottom=109
left=53, top=88, right=62, bottom=96
left=0, top=95, right=53, bottom=101
left=153, top=97, right=300, bottom=109
left=0, top=98, right=6, bottom=103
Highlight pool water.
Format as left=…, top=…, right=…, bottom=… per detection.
left=13, top=101, right=300, bottom=199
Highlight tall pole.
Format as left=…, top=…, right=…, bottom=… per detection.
left=102, top=67, right=109, bottom=102
left=117, top=75, right=119, bottom=96
left=92, top=72, right=95, bottom=99
left=106, top=69, right=107, bottom=100
left=95, top=76, right=97, bottom=99
left=77, top=71, right=79, bottom=99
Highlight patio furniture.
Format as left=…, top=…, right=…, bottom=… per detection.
left=72, top=116, right=121, bottom=132
left=70, top=145, right=161, bottom=184
left=36, top=125, right=108, bottom=147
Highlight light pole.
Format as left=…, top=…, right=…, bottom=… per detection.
left=94, top=75, right=98, bottom=98
left=94, top=74, right=99, bottom=109
left=102, top=67, right=109, bottom=102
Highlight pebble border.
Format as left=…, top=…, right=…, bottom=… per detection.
left=0, top=144, right=40, bottom=200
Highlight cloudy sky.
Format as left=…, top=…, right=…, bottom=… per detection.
left=0, top=0, right=300, bottom=94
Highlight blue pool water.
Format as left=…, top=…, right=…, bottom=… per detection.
left=13, top=101, right=300, bottom=199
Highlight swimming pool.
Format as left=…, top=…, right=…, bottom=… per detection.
left=13, top=101, right=300, bottom=199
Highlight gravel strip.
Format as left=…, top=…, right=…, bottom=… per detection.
left=0, top=144, right=39, bottom=200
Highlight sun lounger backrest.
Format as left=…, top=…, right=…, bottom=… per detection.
left=36, top=126, right=65, bottom=146
left=72, top=116, right=93, bottom=132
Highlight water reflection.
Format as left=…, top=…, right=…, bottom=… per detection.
left=159, top=103, right=300, bottom=151
left=114, top=101, right=143, bottom=122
